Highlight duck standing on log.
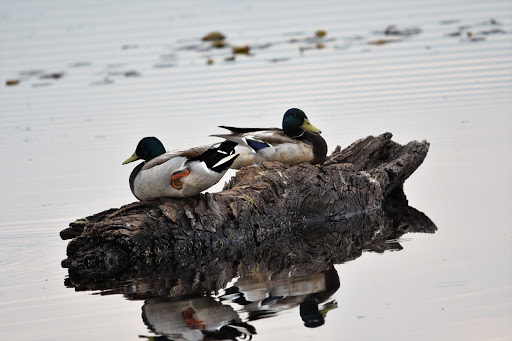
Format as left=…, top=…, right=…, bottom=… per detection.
left=212, top=108, right=328, bottom=169
left=122, top=137, right=239, bottom=200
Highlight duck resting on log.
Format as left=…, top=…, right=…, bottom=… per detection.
left=122, top=137, right=239, bottom=200
left=61, top=132, right=430, bottom=279
left=212, top=108, right=328, bottom=169
left=121, top=108, right=326, bottom=200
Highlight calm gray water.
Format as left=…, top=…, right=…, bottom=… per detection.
left=1, top=0, right=511, bottom=340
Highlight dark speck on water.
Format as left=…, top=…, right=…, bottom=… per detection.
left=68, top=62, right=92, bottom=67
left=440, top=19, right=461, bottom=25
left=39, top=72, right=65, bottom=80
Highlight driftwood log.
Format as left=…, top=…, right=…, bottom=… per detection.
left=64, top=199, right=435, bottom=341
left=61, top=132, right=432, bottom=281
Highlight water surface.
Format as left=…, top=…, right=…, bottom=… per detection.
left=1, top=0, right=511, bottom=340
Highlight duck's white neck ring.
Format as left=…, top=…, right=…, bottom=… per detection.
left=291, top=130, right=305, bottom=138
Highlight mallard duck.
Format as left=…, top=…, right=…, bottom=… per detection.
left=122, top=137, right=239, bottom=200
left=212, top=108, right=327, bottom=169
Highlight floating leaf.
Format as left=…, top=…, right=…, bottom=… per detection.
left=369, top=39, right=388, bottom=45
left=232, top=45, right=250, bottom=54
left=202, top=31, right=226, bottom=41
left=315, top=29, right=327, bottom=38
left=6, top=79, right=20, bottom=86
left=211, top=40, right=227, bottom=48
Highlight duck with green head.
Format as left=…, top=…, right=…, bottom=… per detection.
left=122, top=137, right=239, bottom=200
left=212, top=108, right=327, bottom=169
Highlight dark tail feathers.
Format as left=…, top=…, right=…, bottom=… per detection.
left=190, top=140, right=238, bottom=173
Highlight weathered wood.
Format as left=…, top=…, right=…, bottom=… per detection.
left=64, top=196, right=435, bottom=293
left=61, top=132, right=431, bottom=279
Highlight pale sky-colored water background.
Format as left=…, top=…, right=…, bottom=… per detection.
left=1, top=0, right=511, bottom=340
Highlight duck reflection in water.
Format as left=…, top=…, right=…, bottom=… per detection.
left=220, top=266, right=340, bottom=329
left=142, top=296, right=256, bottom=341
left=299, top=269, right=340, bottom=328
left=140, top=266, right=340, bottom=340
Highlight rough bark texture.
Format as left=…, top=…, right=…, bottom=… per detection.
left=61, top=132, right=431, bottom=280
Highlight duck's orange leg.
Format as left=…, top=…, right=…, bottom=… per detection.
left=182, top=307, right=205, bottom=329
left=171, top=169, right=190, bottom=189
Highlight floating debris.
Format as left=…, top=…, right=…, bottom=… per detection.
left=478, top=29, right=506, bottom=35
left=315, top=29, right=327, bottom=38
left=446, top=31, right=462, bottom=37
left=121, top=44, right=139, bottom=50
left=480, top=18, right=502, bottom=26
left=68, top=62, right=92, bottom=68
left=304, top=36, right=336, bottom=44
left=202, top=31, right=226, bottom=41
left=153, top=63, right=176, bottom=68
left=446, top=19, right=505, bottom=41
left=211, top=40, right=227, bottom=48
left=39, top=72, right=65, bottom=80
left=383, top=25, right=422, bottom=36
left=224, top=56, right=236, bottom=62
left=463, top=31, right=486, bottom=42
left=266, top=58, right=290, bottom=63
left=177, top=44, right=202, bottom=51
left=206, top=58, right=214, bottom=65
left=6, top=79, right=20, bottom=86
left=252, top=42, right=272, bottom=49
left=106, top=70, right=141, bottom=77
left=232, top=45, right=250, bottom=54
left=316, top=42, right=325, bottom=49
left=440, top=19, right=461, bottom=25
left=370, top=39, right=387, bottom=45
left=124, top=71, right=141, bottom=77
left=283, top=31, right=306, bottom=36
left=368, top=38, right=401, bottom=45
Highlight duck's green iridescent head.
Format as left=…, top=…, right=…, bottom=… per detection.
left=282, top=108, right=321, bottom=138
left=122, top=137, right=166, bottom=165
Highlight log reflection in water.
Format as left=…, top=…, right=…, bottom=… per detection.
left=65, top=191, right=435, bottom=340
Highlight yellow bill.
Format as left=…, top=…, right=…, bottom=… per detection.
left=122, top=152, right=139, bottom=165
left=301, top=118, right=322, bottom=134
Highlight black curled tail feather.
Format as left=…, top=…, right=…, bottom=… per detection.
left=216, top=140, right=238, bottom=155
left=218, top=125, right=273, bottom=134
left=190, top=140, right=239, bottom=173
